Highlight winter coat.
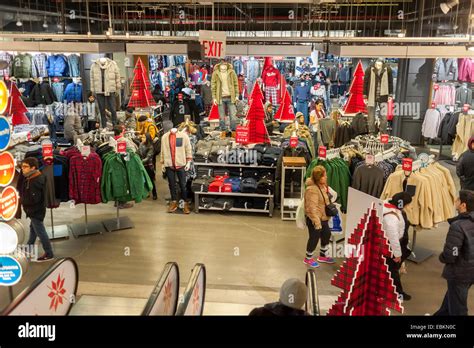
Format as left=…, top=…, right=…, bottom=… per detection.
left=363, top=65, right=394, bottom=106
left=29, top=82, right=56, bottom=106
left=249, top=302, right=306, bottom=316
left=433, top=58, right=458, bottom=82
left=137, top=120, right=158, bottom=140
left=457, top=137, right=474, bottom=190
left=382, top=202, right=405, bottom=258
left=440, top=211, right=474, bottom=283
left=304, top=178, right=329, bottom=229
left=63, top=83, right=83, bottom=103
left=12, top=53, right=33, bottom=78
left=64, top=112, right=84, bottom=141
left=200, top=83, right=213, bottom=106
left=160, top=131, right=192, bottom=168
left=46, top=55, right=69, bottom=77
left=20, top=171, right=47, bottom=220
left=211, top=62, right=239, bottom=104
left=90, top=59, right=121, bottom=96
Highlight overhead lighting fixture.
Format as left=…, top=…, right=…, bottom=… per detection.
left=16, top=13, right=22, bottom=27
left=42, top=18, right=48, bottom=29
left=440, top=0, right=459, bottom=14
left=125, top=32, right=130, bottom=38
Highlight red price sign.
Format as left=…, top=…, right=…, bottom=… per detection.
left=290, top=136, right=298, bottom=148
left=431, top=102, right=436, bottom=109
left=0, top=186, right=19, bottom=221
left=463, top=104, right=470, bottom=113
left=433, top=84, right=439, bottom=91
left=117, top=140, right=127, bottom=154
left=402, top=158, right=413, bottom=172
left=235, top=125, right=249, bottom=144
left=42, top=143, right=53, bottom=158
left=380, top=134, right=389, bottom=144
left=318, top=146, right=327, bottom=159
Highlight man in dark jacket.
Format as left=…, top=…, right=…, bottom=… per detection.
left=20, top=157, right=54, bottom=262
left=249, top=278, right=307, bottom=316
left=457, top=137, right=474, bottom=191
left=435, top=190, right=474, bottom=316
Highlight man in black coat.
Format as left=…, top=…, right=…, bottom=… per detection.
left=20, top=157, right=54, bottom=262
left=457, top=136, right=474, bottom=191
left=435, top=190, right=474, bottom=315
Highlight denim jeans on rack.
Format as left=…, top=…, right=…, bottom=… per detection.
left=218, top=97, right=237, bottom=131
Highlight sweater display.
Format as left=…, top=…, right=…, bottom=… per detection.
left=352, top=164, right=385, bottom=198
left=381, top=162, right=456, bottom=229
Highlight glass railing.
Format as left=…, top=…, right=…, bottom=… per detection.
left=305, top=268, right=320, bottom=316
left=175, top=263, right=206, bottom=316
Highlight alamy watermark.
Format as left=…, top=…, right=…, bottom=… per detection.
left=379, top=102, right=421, bottom=120
left=217, top=149, right=259, bottom=165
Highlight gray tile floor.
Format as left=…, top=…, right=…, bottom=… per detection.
left=1, top=160, right=473, bottom=315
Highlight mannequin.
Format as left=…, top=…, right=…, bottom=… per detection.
left=160, top=128, right=193, bottom=214
left=90, top=57, right=121, bottom=128
left=363, top=59, right=394, bottom=134
left=294, top=79, right=311, bottom=125
left=211, top=61, right=239, bottom=131
left=262, top=64, right=281, bottom=109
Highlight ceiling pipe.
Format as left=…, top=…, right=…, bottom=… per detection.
left=0, top=4, right=103, bottom=22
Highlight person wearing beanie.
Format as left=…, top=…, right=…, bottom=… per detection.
left=383, top=191, right=413, bottom=301
left=457, top=136, right=474, bottom=191
left=249, top=279, right=307, bottom=316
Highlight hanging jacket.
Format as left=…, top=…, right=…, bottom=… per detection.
left=32, top=54, right=48, bottom=78
left=294, top=84, right=311, bottom=102
left=67, top=54, right=81, bottom=77
left=12, top=53, right=33, bottom=78
left=90, top=59, right=121, bottom=96
left=63, top=82, right=83, bottom=103
left=0, top=52, right=13, bottom=77
left=200, top=83, right=213, bottom=106
left=29, top=82, right=57, bottom=106
left=46, top=55, right=69, bottom=77
left=440, top=211, right=474, bottom=283
left=433, top=58, right=458, bottom=82
left=66, top=148, right=102, bottom=205
left=170, top=100, right=191, bottom=126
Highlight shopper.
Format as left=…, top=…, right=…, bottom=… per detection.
left=456, top=136, right=474, bottom=190
left=139, top=133, right=158, bottom=200
left=64, top=109, right=85, bottom=144
left=264, top=102, right=275, bottom=134
left=124, top=108, right=137, bottom=131
left=20, top=157, right=54, bottom=262
left=304, top=165, right=335, bottom=268
left=434, top=190, right=474, bottom=316
left=383, top=192, right=413, bottom=301
left=137, top=115, right=158, bottom=140
left=249, top=278, right=307, bottom=316
left=84, top=91, right=100, bottom=131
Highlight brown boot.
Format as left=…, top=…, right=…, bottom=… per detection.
left=183, top=202, right=191, bottom=214
left=168, top=201, right=178, bottom=213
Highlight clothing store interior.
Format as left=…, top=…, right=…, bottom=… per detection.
left=0, top=0, right=473, bottom=320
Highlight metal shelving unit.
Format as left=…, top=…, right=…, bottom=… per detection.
left=281, top=157, right=306, bottom=221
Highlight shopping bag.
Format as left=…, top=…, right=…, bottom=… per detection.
left=295, top=198, right=306, bottom=230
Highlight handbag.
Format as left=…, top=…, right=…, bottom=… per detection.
left=317, top=185, right=338, bottom=217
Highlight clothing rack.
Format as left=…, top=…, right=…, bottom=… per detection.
left=45, top=208, right=70, bottom=240
left=70, top=203, right=106, bottom=238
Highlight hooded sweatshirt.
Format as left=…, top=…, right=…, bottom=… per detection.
left=457, top=136, right=474, bottom=190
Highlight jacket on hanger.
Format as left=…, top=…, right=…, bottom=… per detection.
left=90, top=58, right=121, bottom=96
left=63, top=82, right=83, bottom=103
left=433, top=58, right=458, bottom=81
left=12, top=53, right=33, bottom=78
left=32, top=54, right=48, bottom=78
left=46, top=55, right=69, bottom=77
left=29, top=81, right=56, bottom=106
left=458, top=58, right=474, bottom=83
left=0, top=52, right=13, bottom=77
left=67, top=54, right=81, bottom=77
left=455, top=86, right=472, bottom=106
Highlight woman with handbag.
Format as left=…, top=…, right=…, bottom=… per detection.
left=304, top=165, right=336, bottom=268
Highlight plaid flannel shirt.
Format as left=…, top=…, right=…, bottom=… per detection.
left=0, top=52, right=12, bottom=76
left=32, top=54, right=48, bottom=78
left=67, top=149, right=103, bottom=204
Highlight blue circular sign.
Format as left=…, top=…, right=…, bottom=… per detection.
left=0, top=255, right=22, bottom=286
left=0, top=116, right=10, bottom=152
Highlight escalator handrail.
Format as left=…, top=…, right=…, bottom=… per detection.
left=141, top=262, right=180, bottom=316
left=175, top=263, right=206, bottom=316
left=305, top=269, right=320, bottom=316
left=1, top=257, right=79, bottom=316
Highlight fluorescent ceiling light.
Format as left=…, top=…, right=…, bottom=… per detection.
left=440, top=0, right=459, bottom=14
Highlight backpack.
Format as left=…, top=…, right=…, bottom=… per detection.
left=296, top=198, right=306, bottom=230
left=147, top=124, right=161, bottom=155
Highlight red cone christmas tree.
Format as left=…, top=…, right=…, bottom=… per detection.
left=207, top=103, right=220, bottom=121
left=327, top=205, right=403, bottom=316
left=248, top=80, right=265, bottom=108
left=245, top=83, right=270, bottom=144
left=6, top=82, right=30, bottom=126
left=274, top=90, right=295, bottom=123
left=128, top=57, right=156, bottom=109
left=342, top=60, right=367, bottom=115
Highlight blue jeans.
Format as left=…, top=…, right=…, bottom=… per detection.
left=166, top=167, right=187, bottom=201
left=27, top=218, right=53, bottom=257
left=434, top=280, right=472, bottom=316
left=296, top=100, right=309, bottom=125
left=218, top=97, right=237, bottom=131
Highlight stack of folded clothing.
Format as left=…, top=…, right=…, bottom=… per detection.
left=241, top=177, right=258, bottom=193
left=261, top=147, right=282, bottom=167
left=195, top=140, right=214, bottom=162
left=234, top=197, right=254, bottom=209
left=197, top=166, right=214, bottom=177
left=213, top=198, right=234, bottom=210
left=208, top=175, right=228, bottom=192
left=256, top=177, right=274, bottom=195
left=192, top=176, right=212, bottom=193
left=214, top=168, right=230, bottom=177
left=224, top=177, right=242, bottom=192
left=253, top=198, right=270, bottom=210
left=242, top=169, right=260, bottom=180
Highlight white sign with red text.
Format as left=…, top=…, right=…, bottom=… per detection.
left=199, top=30, right=226, bottom=59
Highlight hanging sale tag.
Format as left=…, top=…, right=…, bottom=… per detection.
left=380, top=134, right=389, bottom=144
left=42, top=143, right=53, bottom=159
left=290, top=136, right=298, bottom=148
left=80, top=145, right=91, bottom=157
left=402, top=158, right=413, bottom=172
left=318, top=146, right=327, bottom=159
left=117, top=140, right=127, bottom=154
left=433, top=84, right=439, bottom=91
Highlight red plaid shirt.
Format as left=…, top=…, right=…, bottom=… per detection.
left=66, top=148, right=102, bottom=204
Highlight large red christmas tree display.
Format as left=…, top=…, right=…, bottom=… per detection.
left=327, top=205, right=403, bottom=316
left=7, top=82, right=30, bottom=126
left=207, top=103, right=220, bottom=121
left=342, top=60, right=367, bottom=115
left=274, top=90, right=295, bottom=123
left=245, top=82, right=270, bottom=144
left=128, top=58, right=156, bottom=109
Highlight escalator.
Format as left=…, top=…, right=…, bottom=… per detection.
left=305, top=269, right=320, bottom=316
left=2, top=258, right=79, bottom=316
left=175, top=263, right=206, bottom=316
